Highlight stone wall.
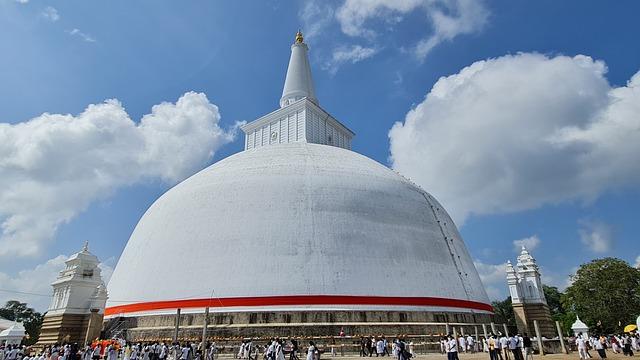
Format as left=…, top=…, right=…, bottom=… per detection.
left=512, top=303, right=555, bottom=338
left=105, top=310, right=494, bottom=343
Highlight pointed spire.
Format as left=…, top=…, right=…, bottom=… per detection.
left=280, top=30, right=318, bottom=108
left=82, top=241, right=89, bottom=252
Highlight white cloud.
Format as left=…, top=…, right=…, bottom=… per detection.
left=634, top=256, right=640, bottom=268
left=578, top=220, right=613, bottom=253
left=68, top=28, right=96, bottom=43
left=513, top=235, right=541, bottom=252
left=335, top=0, right=488, bottom=59
left=325, top=45, right=379, bottom=74
left=389, top=53, right=640, bottom=225
left=41, top=6, right=60, bottom=22
left=0, top=92, right=237, bottom=259
left=0, top=256, right=66, bottom=312
left=474, top=260, right=507, bottom=300
left=299, top=1, right=335, bottom=41
left=299, top=0, right=488, bottom=73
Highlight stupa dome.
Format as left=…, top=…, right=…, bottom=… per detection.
left=106, top=142, right=490, bottom=316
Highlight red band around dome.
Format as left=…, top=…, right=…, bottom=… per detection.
left=105, top=295, right=493, bottom=316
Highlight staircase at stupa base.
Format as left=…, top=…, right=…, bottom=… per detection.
left=34, top=312, right=103, bottom=350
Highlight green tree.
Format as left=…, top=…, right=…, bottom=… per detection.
left=492, top=297, right=516, bottom=327
left=543, top=285, right=564, bottom=315
left=543, top=284, right=575, bottom=335
left=0, top=300, right=44, bottom=346
left=562, top=257, right=640, bottom=334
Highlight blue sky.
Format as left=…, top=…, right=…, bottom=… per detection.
left=1, top=0, right=639, bottom=310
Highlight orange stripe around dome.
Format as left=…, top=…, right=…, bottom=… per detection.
left=105, top=295, right=493, bottom=316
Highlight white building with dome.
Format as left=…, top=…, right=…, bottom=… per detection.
left=105, top=31, right=492, bottom=341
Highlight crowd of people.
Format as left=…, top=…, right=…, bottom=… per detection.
left=2, top=330, right=640, bottom=360
left=0, top=341, right=217, bottom=360
left=571, top=332, right=640, bottom=359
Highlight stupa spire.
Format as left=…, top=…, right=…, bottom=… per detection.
left=280, top=30, right=318, bottom=108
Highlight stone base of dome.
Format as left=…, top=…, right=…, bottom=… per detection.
left=104, top=310, right=494, bottom=343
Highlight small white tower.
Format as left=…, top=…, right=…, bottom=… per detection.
left=506, top=261, right=521, bottom=304
left=512, top=246, right=547, bottom=305
left=506, top=246, right=554, bottom=337
left=47, top=241, right=108, bottom=316
left=36, top=242, right=108, bottom=347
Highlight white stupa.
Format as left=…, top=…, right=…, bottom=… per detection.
left=0, top=322, right=25, bottom=346
left=572, top=316, right=589, bottom=338
left=105, top=31, right=491, bottom=340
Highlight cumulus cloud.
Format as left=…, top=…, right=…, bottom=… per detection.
left=0, top=256, right=66, bottom=312
left=68, top=28, right=96, bottom=42
left=325, top=45, right=379, bottom=74
left=474, top=260, right=507, bottom=300
left=389, top=53, right=640, bottom=225
left=578, top=220, right=613, bottom=253
left=634, top=256, right=640, bottom=268
left=0, top=92, right=237, bottom=259
left=41, top=6, right=59, bottom=22
left=335, top=0, right=488, bottom=59
left=513, top=235, right=541, bottom=252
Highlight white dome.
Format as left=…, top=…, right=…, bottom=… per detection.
left=106, top=143, right=490, bottom=316
left=0, top=322, right=25, bottom=339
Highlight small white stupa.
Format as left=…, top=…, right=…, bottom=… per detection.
left=0, top=322, right=25, bottom=346
left=571, top=316, right=589, bottom=338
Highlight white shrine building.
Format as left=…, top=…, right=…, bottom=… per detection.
left=507, top=246, right=555, bottom=336
left=36, top=242, right=108, bottom=347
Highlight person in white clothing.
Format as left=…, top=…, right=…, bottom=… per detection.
left=458, top=336, right=466, bottom=353
left=306, top=342, right=316, bottom=360
left=275, top=340, right=285, bottom=360
left=92, top=345, right=102, bottom=360
left=446, top=336, right=459, bottom=360
left=180, top=344, right=191, bottom=360
left=594, top=335, right=607, bottom=359
left=500, top=336, right=510, bottom=360
left=576, top=333, right=588, bottom=360
left=376, top=339, right=385, bottom=357
left=466, top=335, right=475, bottom=353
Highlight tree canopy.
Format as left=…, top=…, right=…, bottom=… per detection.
left=492, top=297, right=516, bottom=327
left=562, top=257, right=640, bottom=334
left=0, top=300, right=44, bottom=346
